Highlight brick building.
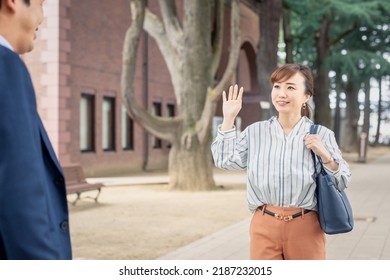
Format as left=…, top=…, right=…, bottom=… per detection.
left=23, top=0, right=260, bottom=176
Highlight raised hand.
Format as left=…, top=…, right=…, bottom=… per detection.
left=221, top=84, right=244, bottom=131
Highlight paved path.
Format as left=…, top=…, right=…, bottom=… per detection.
left=88, top=152, right=390, bottom=260
left=155, top=153, right=390, bottom=260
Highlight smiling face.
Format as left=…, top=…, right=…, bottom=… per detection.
left=271, top=72, right=311, bottom=117
left=270, top=64, right=313, bottom=119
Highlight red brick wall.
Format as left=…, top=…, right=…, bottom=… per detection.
left=25, top=0, right=260, bottom=176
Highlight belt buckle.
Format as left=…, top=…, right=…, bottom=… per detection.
left=274, top=213, right=293, bottom=222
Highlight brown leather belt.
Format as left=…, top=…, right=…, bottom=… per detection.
left=257, top=205, right=312, bottom=222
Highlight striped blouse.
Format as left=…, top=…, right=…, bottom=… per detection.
left=211, top=116, right=351, bottom=213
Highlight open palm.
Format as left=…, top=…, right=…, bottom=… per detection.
left=223, top=84, right=244, bottom=120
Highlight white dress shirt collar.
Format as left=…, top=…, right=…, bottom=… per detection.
left=0, top=35, right=14, bottom=51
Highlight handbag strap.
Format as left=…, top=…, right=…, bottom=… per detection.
left=309, top=124, right=326, bottom=176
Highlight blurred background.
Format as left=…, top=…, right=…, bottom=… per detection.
left=23, top=0, right=389, bottom=183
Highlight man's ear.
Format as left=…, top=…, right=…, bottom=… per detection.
left=2, top=0, right=17, bottom=13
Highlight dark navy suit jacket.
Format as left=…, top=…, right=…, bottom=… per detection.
left=0, top=45, right=72, bottom=259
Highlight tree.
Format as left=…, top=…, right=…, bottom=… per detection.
left=121, top=0, right=241, bottom=190
left=343, top=79, right=361, bottom=152
left=282, top=2, right=293, bottom=64
left=374, top=77, right=383, bottom=146
left=327, top=4, right=390, bottom=150
left=256, top=0, right=283, bottom=120
left=283, top=0, right=389, bottom=128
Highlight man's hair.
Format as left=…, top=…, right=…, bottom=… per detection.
left=0, top=0, right=31, bottom=8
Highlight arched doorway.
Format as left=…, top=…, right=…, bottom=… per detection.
left=236, top=41, right=260, bottom=130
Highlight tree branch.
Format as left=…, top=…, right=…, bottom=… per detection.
left=144, top=6, right=182, bottom=104
left=211, top=0, right=224, bottom=78
left=158, top=0, right=183, bottom=51
left=211, top=0, right=241, bottom=100
left=196, top=0, right=241, bottom=144
left=122, top=0, right=180, bottom=142
left=329, top=22, right=358, bottom=47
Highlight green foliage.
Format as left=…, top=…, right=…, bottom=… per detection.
left=330, top=0, right=383, bottom=25
left=284, top=0, right=390, bottom=80
left=327, top=50, right=390, bottom=83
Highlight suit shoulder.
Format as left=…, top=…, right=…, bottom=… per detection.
left=0, top=45, right=19, bottom=62
left=0, top=46, right=28, bottom=81
left=0, top=46, right=25, bottom=74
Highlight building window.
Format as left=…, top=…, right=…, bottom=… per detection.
left=80, top=94, right=95, bottom=152
left=166, top=104, right=175, bottom=148
left=152, top=102, right=162, bottom=149
left=102, top=97, right=116, bottom=151
left=167, top=103, right=175, bottom=118
left=122, top=105, right=134, bottom=150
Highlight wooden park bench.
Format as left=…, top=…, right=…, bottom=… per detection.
left=63, top=164, right=104, bottom=205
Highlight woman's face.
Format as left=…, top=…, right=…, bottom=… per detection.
left=271, top=72, right=311, bottom=117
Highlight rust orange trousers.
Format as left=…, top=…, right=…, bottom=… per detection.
left=250, top=204, right=326, bottom=260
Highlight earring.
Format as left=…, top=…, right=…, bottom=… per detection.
left=302, top=103, right=307, bottom=110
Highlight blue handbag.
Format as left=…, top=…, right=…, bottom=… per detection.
left=310, top=124, right=354, bottom=234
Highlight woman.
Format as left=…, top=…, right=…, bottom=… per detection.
left=211, top=64, right=351, bottom=260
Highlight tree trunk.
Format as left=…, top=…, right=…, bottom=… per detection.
left=314, top=68, right=331, bottom=127
left=165, top=0, right=216, bottom=190
left=343, top=81, right=360, bottom=152
left=357, top=78, right=371, bottom=162
left=122, top=0, right=241, bottom=191
left=314, top=15, right=332, bottom=127
left=256, top=0, right=283, bottom=120
left=362, top=78, right=371, bottom=138
left=334, top=90, right=341, bottom=143
left=333, top=72, right=342, bottom=143
left=282, top=6, right=293, bottom=64
left=169, top=138, right=216, bottom=191
left=374, top=77, right=382, bottom=145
